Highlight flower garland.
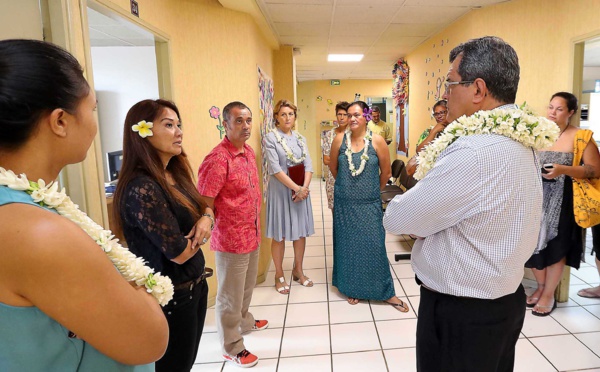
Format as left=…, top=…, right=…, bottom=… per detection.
left=0, top=168, right=174, bottom=306
left=345, top=130, right=373, bottom=176
left=413, top=105, right=559, bottom=180
left=272, top=129, right=307, bottom=165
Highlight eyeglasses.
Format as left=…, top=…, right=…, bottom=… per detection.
left=337, top=113, right=348, bottom=117
left=433, top=110, right=448, bottom=117
left=444, top=80, right=474, bottom=92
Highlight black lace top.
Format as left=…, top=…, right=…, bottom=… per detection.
left=120, top=175, right=205, bottom=285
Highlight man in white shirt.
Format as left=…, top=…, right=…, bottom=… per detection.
left=384, top=36, right=544, bottom=371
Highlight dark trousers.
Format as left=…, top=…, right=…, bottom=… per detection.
left=416, top=285, right=525, bottom=372
left=156, top=279, right=208, bottom=372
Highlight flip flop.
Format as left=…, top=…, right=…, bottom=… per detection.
left=384, top=297, right=410, bottom=313
left=532, top=300, right=557, bottom=317
left=526, top=297, right=539, bottom=308
left=578, top=288, right=600, bottom=298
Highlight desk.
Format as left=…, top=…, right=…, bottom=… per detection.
left=106, top=196, right=127, bottom=246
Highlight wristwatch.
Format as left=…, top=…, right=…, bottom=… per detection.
left=202, top=213, right=214, bottom=230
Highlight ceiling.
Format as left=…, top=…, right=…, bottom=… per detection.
left=255, top=0, right=512, bottom=81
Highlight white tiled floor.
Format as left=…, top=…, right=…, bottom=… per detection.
left=193, top=179, right=600, bottom=371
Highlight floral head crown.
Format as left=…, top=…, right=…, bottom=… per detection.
left=132, top=120, right=153, bottom=138
left=363, top=107, right=373, bottom=122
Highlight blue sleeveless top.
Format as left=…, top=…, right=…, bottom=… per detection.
left=0, top=186, right=153, bottom=371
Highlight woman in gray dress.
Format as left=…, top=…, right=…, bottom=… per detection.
left=265, top=100, right=315, bottom=294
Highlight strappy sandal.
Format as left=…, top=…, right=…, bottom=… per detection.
left=384, top=297, right=410, bottom=313
left=532, top=300, right=557, bottom=317
left=292, top=271, right=313, bottom=287
left=275, top=276, right=290, bottom=295
left=526, top=283, right=544, bottom=308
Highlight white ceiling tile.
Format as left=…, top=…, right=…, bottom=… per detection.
left=403, top=0, right=508, bottom=6
left=333, top=5, right=400, bottom=24
left=336, top=0, right=405, bottom=5
left=265, top=0, right=333, bottom=4
left=380, top=23, right=441, bottom=38
left=391, top=6, right=469, bottom=24
left=330, top=23, right=387, bottom=37
left=373, top=35, right=427, bottom=47
left=329, top=35, right=379, bottom=46
left=273, top=22, right=330, bottom=36
left=266, top=4, right=333, bottom=23
left=279, top=35, right=329, bottom=46
left=327, top=46, right=368, bottom=54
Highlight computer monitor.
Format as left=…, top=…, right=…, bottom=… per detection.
left=107, top=150, right=123, bottom=182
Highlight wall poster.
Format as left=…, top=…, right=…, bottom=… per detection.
left=258, top=66, right=274, bottom=202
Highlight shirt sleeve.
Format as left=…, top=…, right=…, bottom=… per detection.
left=265, top=132, right=283, bottom=175
left=197, top=152, right=227, bottom=198
left=383, top=142, right=483, bottom=237
left=300, top=133, right=314, bottom=173
left=123, top=177, right=188, bottom=259
left=384, top=123, right=393, bottom=142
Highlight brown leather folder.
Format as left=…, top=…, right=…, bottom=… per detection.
left=288, top=163, right=305, bottom=197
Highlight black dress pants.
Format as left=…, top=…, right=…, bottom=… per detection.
left=416, top=284, right=525, bottom=372
left=156, top=279, right=208, bottom=372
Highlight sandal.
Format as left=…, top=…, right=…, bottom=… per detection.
left=275, top=276, right=290, bottom=295
left=384, top=297, right=410, bottom=313
left=532, top=300, right=557, bottom=317
left=292, top=271, right=313, bottom=287
left=526, top=297, right=539, bottom=308
left=578, top=288, right=600, bottom=298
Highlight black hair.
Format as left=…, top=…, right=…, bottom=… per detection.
left=222, top=101, right=252, bottom=123
left=432, top=100, right=447, bottom=112
left=335, top=101, right=349, bottom=114
left=347, top=100, right=369, bottom=112
left=449, top=36, right=519, bottom=104
left=551, top=92, right=578, bottom=115
left=0, top=39, right=90, bottom=150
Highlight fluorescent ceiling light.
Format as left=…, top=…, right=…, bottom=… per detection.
left=328, top=54, right=363, bottom=62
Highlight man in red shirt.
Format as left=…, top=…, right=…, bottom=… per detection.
left=197, top=101, right=268, bottom=368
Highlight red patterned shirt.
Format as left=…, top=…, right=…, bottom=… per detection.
left=197, top=137, right=261, bottom=254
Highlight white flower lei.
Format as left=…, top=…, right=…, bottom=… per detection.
left=272, top=129, right=307, bottom=165
left=413, top=105, right=559, bottom=180
left=0, top=168, right=174, bottom=306
left=345, top=130, right=373, bottom=176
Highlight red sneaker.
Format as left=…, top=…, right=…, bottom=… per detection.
left=223, top=349, right=258, bottom=368
left=252, top=319, right=269, bottom=331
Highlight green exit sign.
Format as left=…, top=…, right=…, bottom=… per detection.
left=330, top=80, right=340, bottom=86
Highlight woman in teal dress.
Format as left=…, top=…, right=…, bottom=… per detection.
left=329, top=101, right=409, bottom=311
left=0, top=40, right=167, bottom=370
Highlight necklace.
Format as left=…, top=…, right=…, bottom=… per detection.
left=414, top=105, right=559, bottom=180
left=558, top=123, right=570, bottom=138
left=345, top=130, right=373, bottom=176
left=0, top=168, right=174, bottom=306
left=272, top=129, right=307, bottom=165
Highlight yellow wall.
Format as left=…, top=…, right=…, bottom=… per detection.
left=297, top=79, right=394, bottom=176
left=405, top=0, right=600, bottom=149
left=75, top=0, right=279, bottom=305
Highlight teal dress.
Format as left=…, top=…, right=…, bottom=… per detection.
left=0, top=186, right=153, bottom=372
left=332, top=139, right=395, bottom=300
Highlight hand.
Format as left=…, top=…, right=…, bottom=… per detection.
left=542, top=164, right=562, bottom=180
left=185, top=216, right=212, bottom=249
left=431, top=123, right=448, bottom=135
left=292, top=186, right=310, bottom=202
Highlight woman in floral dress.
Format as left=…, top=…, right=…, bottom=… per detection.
left=322, top=101, right=350, bottom=212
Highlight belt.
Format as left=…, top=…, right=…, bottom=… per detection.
left=173, top=267, right=213, bottom=291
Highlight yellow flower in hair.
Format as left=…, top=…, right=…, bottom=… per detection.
left=132, top=120, right=154, bottom=138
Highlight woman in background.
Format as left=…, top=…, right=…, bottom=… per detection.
left=415, top=100, right=449, bottom=153
left=114, top=99, right=214, bottom=371
left=329, top=101, right=409, bottom=312
left=0, top=39, right=167, bottom=371
left=525, top=92, right=600, bottom=316
left=322, top=101, right=350, bottom=212
left=265, top=99, right=315, bottom=294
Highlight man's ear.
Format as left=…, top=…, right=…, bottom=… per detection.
left=472, top=78, right=488, bottom=104
left=47, top=108, right=70, bottom=138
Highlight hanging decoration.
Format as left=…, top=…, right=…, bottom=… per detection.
left=392, top=58, right=410, bottom=156
left=258, top=66, right=275, bottom=202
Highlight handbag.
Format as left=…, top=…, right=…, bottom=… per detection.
left=288, top=163, right=305, bottom=197
left=572, top=129, right=600, bottom=228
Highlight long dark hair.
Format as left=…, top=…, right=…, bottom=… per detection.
left=0, top=39, right=90, bottom=150
left=113, top=99, right=207, bottom=230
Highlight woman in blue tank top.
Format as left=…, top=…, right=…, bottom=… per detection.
left=0, top=39, right=168, bottom=371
